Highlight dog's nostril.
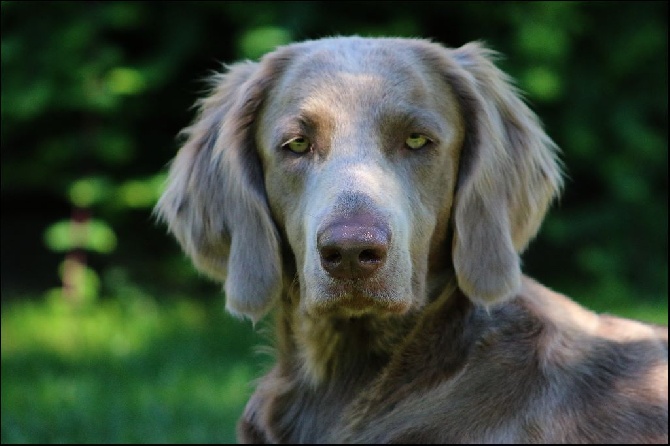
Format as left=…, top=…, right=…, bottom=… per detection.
left=359, top=249, right=383, bottom=264
left=322, top=250, right=342, bottom=265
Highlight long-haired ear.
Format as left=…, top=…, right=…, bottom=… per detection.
left=442, top=42, right=563, bottom=306
left=155, top=51, right=293, bottom=322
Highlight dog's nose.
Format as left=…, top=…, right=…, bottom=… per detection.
left=317, top=220, right=390, bottom=279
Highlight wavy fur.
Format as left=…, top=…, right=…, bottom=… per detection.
left=156, top=37, right=667, bottom=443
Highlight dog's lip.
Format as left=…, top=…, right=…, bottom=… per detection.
left=308, top=282, right=411, bottom=317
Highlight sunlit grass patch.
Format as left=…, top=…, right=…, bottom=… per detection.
left=2, top=285, right=666, bottom=443
left=1, top=294, right=265, bottom=443
left=587, top=299, right=668, bottom=327
left=567, top=278, right=669, bottom=327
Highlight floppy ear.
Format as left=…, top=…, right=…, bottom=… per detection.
left=155, top=52, right=292, bottom=322
left=442, top=42, right=563, bottom=306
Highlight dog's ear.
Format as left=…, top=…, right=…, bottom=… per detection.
left=442, top=42, right=563, bottom=306
left=155, top=52, right=292, bottom=322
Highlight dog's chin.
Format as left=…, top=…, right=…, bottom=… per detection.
left=304, top=279, right=414, bottom=319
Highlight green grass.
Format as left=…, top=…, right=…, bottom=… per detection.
left=1, top=288, right=666, bottom=443
left=564, top=278, right=668, bottom=326
left=1, top=293, right=267, bottom=443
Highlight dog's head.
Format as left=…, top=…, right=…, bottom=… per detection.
left=156, top=37, right=562, bottom=322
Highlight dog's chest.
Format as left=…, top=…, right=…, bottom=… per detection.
left=273, top=380, right=363, bottom=443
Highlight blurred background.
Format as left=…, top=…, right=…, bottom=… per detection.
left=1, top=1, right=667, bottom=443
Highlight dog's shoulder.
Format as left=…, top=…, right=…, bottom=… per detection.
left=342, top=277, right=669, bottom=443
left=515, top=275, right=667, bottom=352
left=477, top=276, right=668, bottom=443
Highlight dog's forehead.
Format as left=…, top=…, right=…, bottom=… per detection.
left=287, top=37, right=421, bottom=74
left=270, top=38, right=436, bottom=110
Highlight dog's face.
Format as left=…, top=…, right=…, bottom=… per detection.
left=256, top=39, right=465, bottom=317
left=156, top=37, right=562, bottom=322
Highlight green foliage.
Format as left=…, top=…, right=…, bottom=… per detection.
left=238, top=26, right=294, bottom=60
left=44, top=219, right=117, bottom=253
left=44, top=260, right=102, bottom=305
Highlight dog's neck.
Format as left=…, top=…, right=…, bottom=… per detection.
left=275, top=274, right=459, bottom=388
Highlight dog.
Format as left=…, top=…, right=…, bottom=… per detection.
left=156, top=37, right=668, bottom=443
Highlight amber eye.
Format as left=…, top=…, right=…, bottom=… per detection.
left=405, top=133, right=430, bottom=150
left=283, top=137, right=311, bottom=153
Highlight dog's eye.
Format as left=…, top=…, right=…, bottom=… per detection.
left=283, top=137, right=311, bottom=154
left=405, top=133, right=430, bottom=150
